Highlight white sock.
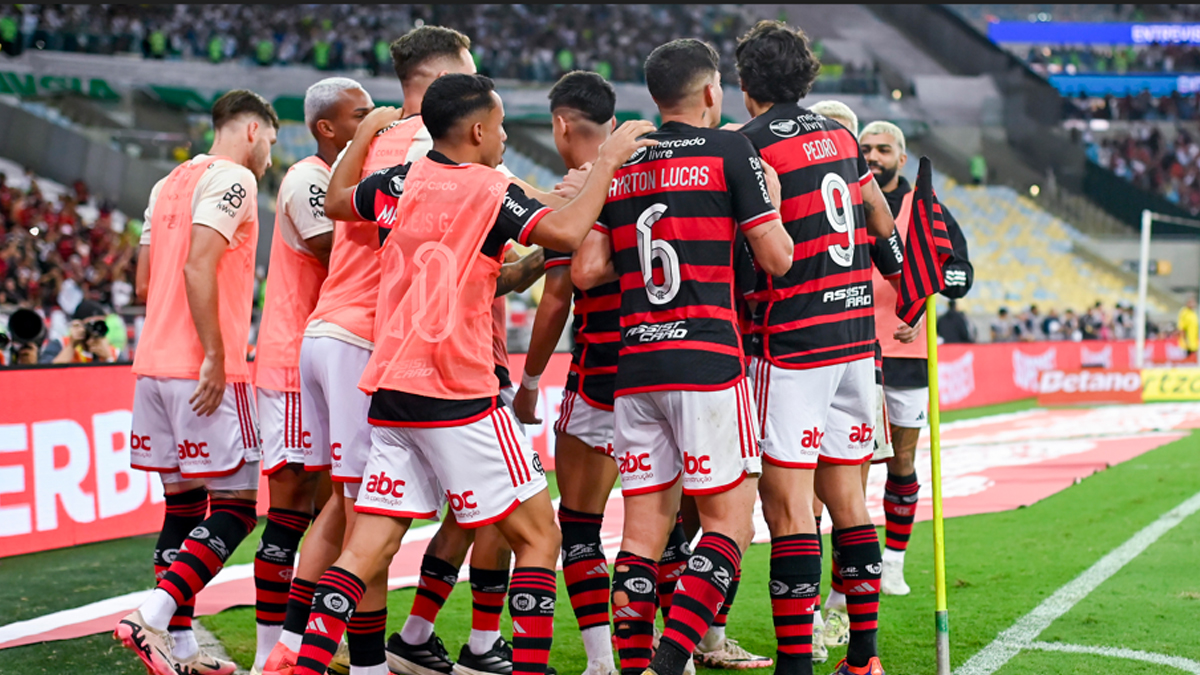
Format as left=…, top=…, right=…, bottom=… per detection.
left=882, top=548, right=906, bottom=564
left=468, top=629, right=502, bottom=655
left=698, top=625, right=725, bottom=651
left=398, top=615, right=434, bottom=646
left=280, top=628, right=304, bottom=652
left=581, top=625, right=616, bottom=667
left=140, top=588, right=179, bottom=631
left=826, top=590, right=847, bottom=611
left=350, top=665, right=389, bottom=675
left=171, top=629, right=198, bottom=661
left=813, top=607, right=825, bottom=629
left=254, top=623, right=284, bottom=671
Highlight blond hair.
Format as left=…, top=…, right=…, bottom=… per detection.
left=810, top=100, right=858, bottom=137
left=859, top=120, right=906, bottom=155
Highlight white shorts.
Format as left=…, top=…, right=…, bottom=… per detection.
left=613, top=380, right=761, bottom=496
left=884, top=386, right=929, bottom=429
left=871, top=384, right=895, bottom=464
left=161, top=461, right=261, bottom=491
left=555, top=390, right=615, bottom=457
left=257, top=387, right=313, bottom=474
left=498, top=385, right=525, bottom=437
left=131, top=376, right=262, bottom=479
left=355, top=406, right=547, bottom=527
left=750, top=356, right=876, bottom=468
left=299, top=336, right=372, bottom=484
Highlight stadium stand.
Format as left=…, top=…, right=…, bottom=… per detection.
left=1083, top=124, right=1200, bottom=214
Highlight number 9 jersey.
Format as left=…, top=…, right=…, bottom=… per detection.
left=739, top=103, right=877, bottom=369
left=597, top=121, right=778, bottom=397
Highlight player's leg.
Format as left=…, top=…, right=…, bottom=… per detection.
left=458, top=525, right=514, bottom=673
left=881, top=385, right=924, bottom=597
left=555, top=392, right=621, bottom=675
left=255, top=387, right=320, bottom=671
left=119, top=379, right=261, bottom=675
left=422, top=406, right=559, bottom=675
left=817, top=359, right=883, bottom=675
left=650, top=382, right=761, bottom=675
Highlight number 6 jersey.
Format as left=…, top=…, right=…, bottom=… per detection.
left=739, top=103, right=877, bottom=369
left=596, top=121, right=778, bottom=397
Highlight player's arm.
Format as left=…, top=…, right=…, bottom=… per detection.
left=184, top=225, right=229, bottom=416
left=510, top=174, right=568, bottom=210
left=135, top=245, right=151, bottom=303
left=731, top=143, right=793, bottom=277
left=570, top=228, right=617, bottom=290
left=305, top=233, right=333, bottom=268
left=495, top=246, right=546, bottom=297
left=324, top=106, right=403, bottom=222
left=940, top=207, right=974, bottom=299
left=512, top=256, right=573, bottom=424
left=523, top=120, right=657, bottom=252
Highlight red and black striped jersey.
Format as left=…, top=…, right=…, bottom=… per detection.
left=544, top=248, right=620, bottom=410
left=597, top=121, right=778, bottom=396
left=740, top=103, right=877, bottom=370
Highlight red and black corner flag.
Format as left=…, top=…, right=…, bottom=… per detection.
left=896, top=156, right=954, bottom=326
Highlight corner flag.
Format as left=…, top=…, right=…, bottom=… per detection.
left=896, top=156, right=954, bottom=327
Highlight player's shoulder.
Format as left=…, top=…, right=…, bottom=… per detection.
left=203, top=156, right=257, bottom=186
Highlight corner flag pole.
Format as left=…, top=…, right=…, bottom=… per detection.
left=926, top=294, right=951, bottom=675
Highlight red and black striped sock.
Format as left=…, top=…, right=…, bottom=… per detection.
left=283, top=577, right=318, bottom=637
left=347, top=608, right=388, bottom=671
left=470, top=566, right=509, bottom=633
left=611, top=552, right=658, bottom=675
left=509, top=567, right=556, bottom=675
left=656, top=533, right=742, bottom=675
left=158, top=498, right=257, bottom=606
left=829, top=528, right=845, bottom=598
left=409, top=554, right=459, bottom=625
left=712, top=570, right=740, bottom=629
left=657, top=513, right=690, bottom=619
left=813, top=514, right=823, bottom=616
left=294, top=567, right=365, bottom=675
left=835, top=526, right=881, bottom=668
left=559, top=506, right=610, bottom=631
left=769, top=534, right=821, bottom=675
left=883, top=472, right=920, bottom=553
left=255, top=508, right=313, bottom=627
left=155, top=487, right=207, bottom=632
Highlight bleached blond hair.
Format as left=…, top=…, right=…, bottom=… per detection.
left=810, top=100, right=859, bottom=137
left=304, top=77, right=371, bottom=134
left=859, top=120, right=907, bottom=156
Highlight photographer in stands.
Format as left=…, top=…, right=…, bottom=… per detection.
left=47, top=299, right=118, bottom=363
left=0, top=307, right=48, bottom=365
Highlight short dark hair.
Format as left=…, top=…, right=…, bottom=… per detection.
left=211, top=89, right=279, bottom=130
left=735, top=20, right=821, bottom=104
left=390, top=25, right=471, bottom=84
left=644, top=39, right=720, bottom=107
left=422, top=73, right=497, bottom=140
left=548, top=71, right=616, bottom=125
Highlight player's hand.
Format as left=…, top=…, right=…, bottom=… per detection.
left=363, top=106, right=402, bottom=134
left=512, top=384, right=541, bottom=425
left=762, top=161, right=782, bottom=210
left=553, top=163, right=592, bottom=200
left=721, top=122, right=744, bottom=131
left=894, top=319, right=922, bottom=344
left=190, top=354, right=226, bottom=417
left=597, top=120, right=659, bottom=170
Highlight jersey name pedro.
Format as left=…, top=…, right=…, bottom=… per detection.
left=598, top=121, right=777, bottom=396
left=740, top=102, right=876, bottom=369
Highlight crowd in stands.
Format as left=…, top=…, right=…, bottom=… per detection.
left=1024, top=44, right=1200, bottom=76
left=0, top=4, right=759, bottom=84
left=989, top=301, right=1156, bottom=342
left=0, top=169, right=138, bottom=331
left=1085, top=125, right=1200, bottom=214
left=1063, top=90, right=1200, bottom=122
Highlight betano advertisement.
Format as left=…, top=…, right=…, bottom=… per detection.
left=1, top=341, right=1195, bottom=557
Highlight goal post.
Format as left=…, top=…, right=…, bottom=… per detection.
left=1136, top=209, right=1200, bottom=368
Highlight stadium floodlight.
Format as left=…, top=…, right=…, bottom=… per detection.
left=1135, top=210, right=1200, bottom=368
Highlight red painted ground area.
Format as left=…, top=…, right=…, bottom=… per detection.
left=4, top=403, right=1198, bottom=649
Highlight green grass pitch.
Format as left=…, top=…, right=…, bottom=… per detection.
left=3, top=399, right=1198, bottom=675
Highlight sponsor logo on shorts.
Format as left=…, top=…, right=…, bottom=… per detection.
left=532, top=454, right=545, bottom=475
left=330, top=443, right=343, bottom=461
left=684, top=452, right=711, bottom=475
left=849, top=424, right=874, bottom=445
left=177, top=440, right=210, bottom=460
left=365, top=471, right=406, bottom=499
left=801, top=428, right=825, bottom=449
left=618, top=452, right=652, bottom=475
left=445, top=490, right=480, bottom=520
left=131, top=435, right=151, bottom=451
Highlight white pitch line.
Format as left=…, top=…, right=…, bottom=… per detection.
left=1027, top=641, right=1200, bottom=674
left=956, top=490, right=1200, bottom=675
